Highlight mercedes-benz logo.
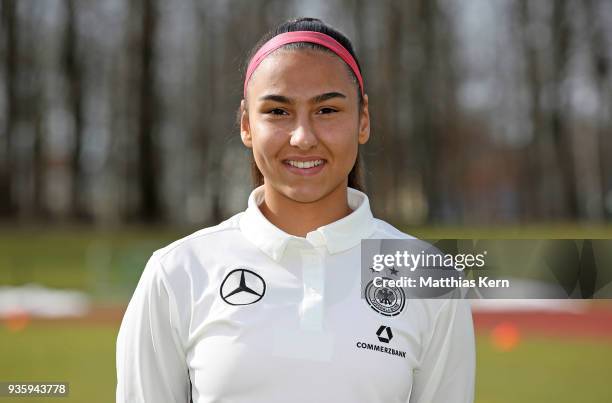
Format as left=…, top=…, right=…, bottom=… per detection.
left=220, top=268, right=266, bottom=306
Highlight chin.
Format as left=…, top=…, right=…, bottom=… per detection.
left=281, top=184, right=329, bottom=204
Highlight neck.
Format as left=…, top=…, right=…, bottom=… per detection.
left=259, top=184, right=352, bottom=237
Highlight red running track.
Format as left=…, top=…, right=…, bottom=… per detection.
left=472, top=306, right=612, bottom=341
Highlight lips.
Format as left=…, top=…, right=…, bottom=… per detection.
left=282, top=157, right=327, bottom=176
left=285, top=159, right=324, bottom=169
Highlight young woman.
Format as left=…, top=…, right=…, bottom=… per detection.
left=116, top=17, right=475, bottom=403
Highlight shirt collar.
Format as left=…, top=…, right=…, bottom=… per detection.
left=239, top=185, right=376, bottom=262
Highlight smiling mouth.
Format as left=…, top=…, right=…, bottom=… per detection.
left=283, top=159, right=326, bottom=169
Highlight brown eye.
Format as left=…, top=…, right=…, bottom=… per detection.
left=267, top=108, right=288, bottom=115
left=318, top=107, right=338, bottom=114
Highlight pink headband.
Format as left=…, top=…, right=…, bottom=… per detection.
left=243, top=31, right=364, bottom=98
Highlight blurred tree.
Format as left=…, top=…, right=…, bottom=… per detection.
left=549, top=0, right=579, bottom=220
left=63, top=0, right=87, bottom=221
left=0, top=0, right=609, bottom=226
left=136, top=0, right=161, bottom=223
left=0, top=0, right=17, bottom=218
left=517, top=0, right=556, bottom=220
left=585, top=0, right=610, bottom=219
left=408, top=0, right=459, bottom=223
left=363, top=0, right=400, bottom=221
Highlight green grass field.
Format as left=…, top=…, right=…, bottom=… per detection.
left=0, top=323, right=117, bottom=403
left=2, top=224, right=612, bottom=300
left=0, top=228, right=181, bottom=302
left=1, top=323, right=611, bottom=403
left=475, top=335, right=612, bottom=403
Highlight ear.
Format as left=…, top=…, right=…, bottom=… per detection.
left=358, top=93, right=370, bottom=145
left=240, top=99, right=253, bottom=148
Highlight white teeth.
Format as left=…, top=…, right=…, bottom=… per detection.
left=286, top=160, right=324, bottom=169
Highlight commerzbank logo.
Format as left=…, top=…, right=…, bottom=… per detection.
left=220, top=268, right=266, bottom=306
left=355, top=325, right=407, bottom=359
left=376, top=325, right=393, bottom=343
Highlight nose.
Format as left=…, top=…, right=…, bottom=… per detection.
left=289, top=117, right=318, bottom=150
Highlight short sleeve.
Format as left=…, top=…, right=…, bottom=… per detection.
left=116, top=253, right=191, bottom=403
left=409, top=299, right=476, bottom=403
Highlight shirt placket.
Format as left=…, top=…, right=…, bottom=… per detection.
left=299, top=234, right=326, bottom=332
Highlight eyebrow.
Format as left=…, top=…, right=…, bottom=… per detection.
left=258, top=91, right=347, bottom=105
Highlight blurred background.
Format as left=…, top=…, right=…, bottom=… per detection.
left=0, top=0, right=611, bottom=402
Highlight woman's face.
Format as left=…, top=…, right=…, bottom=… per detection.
left=240, top=48, right=370, bottom=204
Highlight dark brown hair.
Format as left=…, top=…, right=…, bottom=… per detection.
left=240, top=17, right=366, bottom=192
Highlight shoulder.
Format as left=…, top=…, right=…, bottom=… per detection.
left=144, top=212, right=245, bottom=281
left=134, top=212, right=245, bottom=311
left=154, top=212, right=243, bottom=259
left=371, top=217, right=418, bottom=240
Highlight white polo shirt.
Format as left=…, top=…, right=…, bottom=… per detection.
left=116, top=186, right=475, bottom=403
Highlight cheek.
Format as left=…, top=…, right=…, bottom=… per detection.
left=255, top=115, right=292, bottom=136
left=250, top=124, right=286, bottom=164
left=320, top=120, right=359, bottom=161
left=339, top=141, right=359, bottom=169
